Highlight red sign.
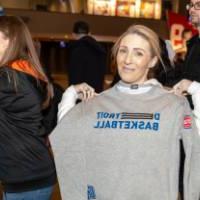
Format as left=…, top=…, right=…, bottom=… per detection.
left=167, top=11, right=198, bottom=50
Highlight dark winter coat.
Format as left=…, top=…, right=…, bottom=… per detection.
left=0, top=60, right=56, bottom=192
left=183, top=34, right=200, bottom=82
left=67, top=35, right=107, bottom=93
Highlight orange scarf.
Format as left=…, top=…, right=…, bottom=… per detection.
left=9, top=59, right=47, bottom=82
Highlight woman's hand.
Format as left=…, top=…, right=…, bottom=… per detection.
left=73, top=83, right=98, bottom=101
left=172, top=79, right=192, bottom=96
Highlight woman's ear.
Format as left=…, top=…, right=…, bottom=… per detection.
left=148, top=56, right=158, bottom=68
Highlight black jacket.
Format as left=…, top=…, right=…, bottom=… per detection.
left=67, top=35, right=107, bottom=93
left=183, top=34, right=200, bottom=82
left=0, top=62, right=56, bottom=192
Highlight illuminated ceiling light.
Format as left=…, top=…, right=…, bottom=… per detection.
left=154, top=0, right=161, bottom=19
left=135, top=0, right=141, bottom=18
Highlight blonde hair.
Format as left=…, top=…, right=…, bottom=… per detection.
left=112, top=24, right=165, bottom=79
left=0, top=16, right=52, bottom=108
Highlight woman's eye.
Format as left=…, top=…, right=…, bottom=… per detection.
left=119, top=49, right=126, bottom=53
left=135, top=51, right=143, bottom=56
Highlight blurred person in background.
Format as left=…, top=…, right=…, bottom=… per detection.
left=183, top=0, right=200, bottom=82
left=175, top=4, right=200, bottom=196
left=176, top=29, right=193, bottom=62
left=173, top=79, right=200, bottom=134
left=67, top=20, right=107, bottom=93
left=0, top=16, right=56, bottom=200
left=155, top=38, right=175, bottom=87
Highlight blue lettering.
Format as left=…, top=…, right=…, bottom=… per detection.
left=99, top=121, right=105, bottom=128
left=131, top=121, right=138, bottom=129
left=88, top=185, right=96, bottom=200
left=94, top=121, right=100, bottom=128
left=115, top=113, right=121, bottom=119
left=145, top=122, right=152, bottom=130
left=138, top=121, right=145, bottom=129
left=111, top=121, right=117, bottom=128
left=124, top=121, right=130, bottom=129
left=118, top=121, right=124, bottom=129
left=96, top=112, right=122, bottom=120
left=154, top=113, right=160, bottom=120
left=109, top=113, right=115, bottom=119
left=105, top=121, right=111, bottom=128
left=153, top=122, right=159, bottom=131
left=94, top=119, right=159, bottom=131
left=97, top=112, right=101, bottom=119
left=103, top=113, right=109, bottom=118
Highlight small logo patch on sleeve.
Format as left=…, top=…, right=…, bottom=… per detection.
left=184, top=115, right=192, bottom=129
left=87, top=185, right=96, bottom=200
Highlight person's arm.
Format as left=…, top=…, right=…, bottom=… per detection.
left=180, top=100, right=200, bottom=199
left=173, top=79, right=200, bottom=135
left=188, top=81, right=200, bottom=135
left=57, top=85, right=78, bottom=122
left=57, top=83, right=96, bottom=122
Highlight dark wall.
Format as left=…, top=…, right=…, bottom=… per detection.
left=5, top=8, right=169, bottom=39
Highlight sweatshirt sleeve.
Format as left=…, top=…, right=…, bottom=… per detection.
left=180, top=99, right=200, bottom=200
left=57, top=85, right=78, bottom=122
left=50, top=103, right=87, bottom=200
left=188, top=81, right=200, bottom=136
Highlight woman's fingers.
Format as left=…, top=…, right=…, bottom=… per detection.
left=74, top=83, right=97, bottom=101
left=172, top=79, right=192, bottom=96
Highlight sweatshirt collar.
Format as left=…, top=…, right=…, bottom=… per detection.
left=116, top=79, right=162, bottom=95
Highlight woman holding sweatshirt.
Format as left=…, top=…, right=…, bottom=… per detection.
left=51, top=25, right=200, bottom=200
left=173, top=79, right=200, bottom=135
left=0, top=16, right=56, bottom=200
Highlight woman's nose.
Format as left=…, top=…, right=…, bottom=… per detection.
left=124, top=53, right=132, bottom=64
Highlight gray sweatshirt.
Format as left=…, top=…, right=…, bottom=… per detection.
left=50, top=81, right=200, bottom=200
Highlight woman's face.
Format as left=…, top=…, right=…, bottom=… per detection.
left=0, top=31, right=9, bottom=62
left=117, top=33, right=156, bottom=84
